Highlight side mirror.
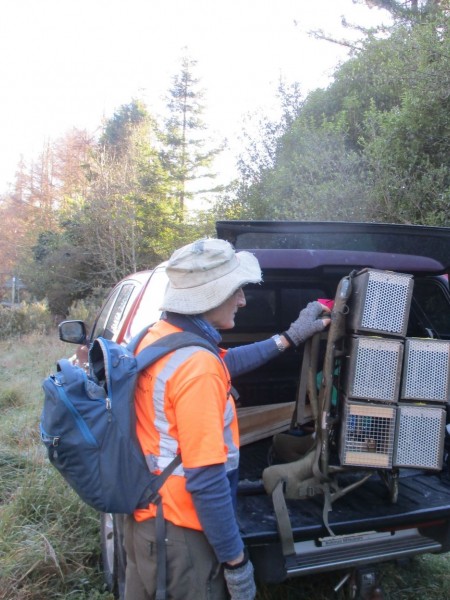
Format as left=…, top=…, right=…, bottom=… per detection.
left=59, top=320, right=87, bottom=344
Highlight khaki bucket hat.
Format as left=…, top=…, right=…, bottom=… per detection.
left=160, top=238, right=262, bottom=314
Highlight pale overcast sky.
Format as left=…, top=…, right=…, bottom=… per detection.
left=0, top=0, right=390, bottom=192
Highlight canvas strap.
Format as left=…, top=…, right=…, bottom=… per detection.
left=271, top=480, right=295, bottom=557
left=146, top=454, right=182, bottom=600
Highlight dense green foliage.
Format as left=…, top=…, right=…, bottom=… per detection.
left=226, top=5, right=450, bottom=225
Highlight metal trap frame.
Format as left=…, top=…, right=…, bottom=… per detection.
left=345, top=335, right=404, bottom=403
left=340, top=400, right=397, bottom=469
left=401, top=338, right=450, bottom=403
left=347, top=269, right=413, bottom=338
left=394, top=404, right=446, bottom=470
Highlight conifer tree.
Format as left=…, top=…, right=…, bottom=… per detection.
left=161, top=53, right=223, bottom=215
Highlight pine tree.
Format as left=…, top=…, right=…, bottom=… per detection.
left=361, top=0, right=444, bottom=19
left=161, top=53, right=223, bottom=215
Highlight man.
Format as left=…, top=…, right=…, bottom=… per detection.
left=124, top=238, right=330, bottom=600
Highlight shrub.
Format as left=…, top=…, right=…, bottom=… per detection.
left=0, top=301, right=54, bottom=339
left=66, top=290, right=103, bottom=329
left=67, top=298, right=96, bottom=326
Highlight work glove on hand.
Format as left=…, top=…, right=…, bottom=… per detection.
left=224, top=556, right=256, bottom=600
left=284, top=301, right=330, bottom=346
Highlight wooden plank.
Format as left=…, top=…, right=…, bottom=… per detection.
left=349, top=404, right=395, bottom=419
left=237, top=401, right=295, bottom=446
left=343, top=451, right=390, bottom=468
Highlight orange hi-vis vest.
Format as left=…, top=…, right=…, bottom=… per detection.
left=133, top=320, right=240, bottom=530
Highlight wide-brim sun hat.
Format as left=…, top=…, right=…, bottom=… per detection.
left=160, top=238, right=262, bottom=314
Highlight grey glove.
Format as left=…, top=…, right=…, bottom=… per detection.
left=223, top=556, right=256, bottom=600
left=284, top=301, right=329, bottom=346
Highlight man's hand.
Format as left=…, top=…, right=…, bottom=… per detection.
left=223, top=553, right=256, bottom=600
left=284, top=301, right=331, bottom=346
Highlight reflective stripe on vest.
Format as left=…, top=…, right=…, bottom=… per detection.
left=144, top=346, right=239, bottom=477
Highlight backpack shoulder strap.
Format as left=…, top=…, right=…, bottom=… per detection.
left=126, top=323, right=156, bottom=354
left=133, top=331, right=219, bottom=373
left=148, top=454, right=182, bottom=500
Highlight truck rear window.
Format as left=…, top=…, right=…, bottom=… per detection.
left=234, top=285, right=327, bottom=332
left=409, top=278, right=450, bottom=339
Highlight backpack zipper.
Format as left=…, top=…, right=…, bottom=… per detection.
left=56, top=382, right=99, bottom=447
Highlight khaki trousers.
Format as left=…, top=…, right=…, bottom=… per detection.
left=123, top=515, right=228, bottom=600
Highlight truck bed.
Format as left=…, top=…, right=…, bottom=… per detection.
left=237, top=439, right=450, bottom=582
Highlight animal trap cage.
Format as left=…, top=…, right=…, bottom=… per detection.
left=401, top=338, right=450, bottom=403
left=347, top=270, right=413, bottom=338
left=394, top=404, right=446, bottom=470
left=340, top=400, right=396, bottom=469
left=345, top=336, right=403, bottom=403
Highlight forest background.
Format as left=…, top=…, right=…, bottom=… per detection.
left=1, top=0, right=450, bottom=320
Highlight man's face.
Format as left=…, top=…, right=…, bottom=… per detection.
left=203, top=288, right=246, bottom=330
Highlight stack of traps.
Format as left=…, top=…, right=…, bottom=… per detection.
left=339, top=269, right=449, bottom=471
left=341, top=400, right=446, bottom=470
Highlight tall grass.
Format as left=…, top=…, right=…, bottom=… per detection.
left=0, top=332, right=113, bottom=600
left=1, top=332, right=449, bottom=599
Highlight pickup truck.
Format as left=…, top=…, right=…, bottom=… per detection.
left=59, top=220, right=450, bottom=599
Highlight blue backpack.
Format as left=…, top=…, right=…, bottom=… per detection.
left=40, top=329, right=216, bottom=514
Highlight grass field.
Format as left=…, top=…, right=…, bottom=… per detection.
left=1, top=331, right=449, bottom=599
